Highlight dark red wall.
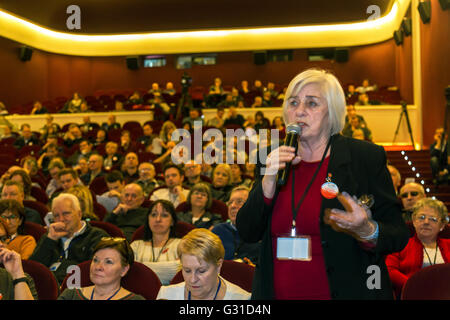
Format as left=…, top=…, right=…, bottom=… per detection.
left=0, top=35, right=412, bottom=110
left=420, top=0, right=450, bottom=146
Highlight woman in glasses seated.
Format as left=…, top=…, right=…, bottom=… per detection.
left=157, top=228, right=250, bottom=300
left=131, top=200, right=181, bottom=285
left=385, top=198, right=450, bottom=298
left=58, top=237, right=145, bottom=300
left=0, top=199, right=36, bottom=259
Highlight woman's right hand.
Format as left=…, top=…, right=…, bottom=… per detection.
left=262, top=146, right=301, bottom=199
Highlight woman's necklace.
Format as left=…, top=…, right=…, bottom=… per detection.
left=90, top=286, right=121, bottom=300
left=151, top=238, right=170, bottom=262
left=423, top=242, right=438, bottom=266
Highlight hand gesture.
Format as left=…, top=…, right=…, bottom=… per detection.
left=324, top=192, right=377, bottom=241
left=47, top=222, right=69, bottom=241
left=0, top=247, right=25, bottom=279
left=113, top=203, right=129, bottom=215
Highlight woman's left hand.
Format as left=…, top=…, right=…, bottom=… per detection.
left=324, top=192, right=377, bottom=240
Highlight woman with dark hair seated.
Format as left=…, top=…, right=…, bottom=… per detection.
left=0, top=199, right=36, bottom=259
left=131, top=199, right=181, bottom=285
left=177, top=183, right=222, bottom=230
left=58, top=237, right=145, bottom=300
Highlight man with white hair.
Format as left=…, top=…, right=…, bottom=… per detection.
left=29, top=193, right=108, bottom=284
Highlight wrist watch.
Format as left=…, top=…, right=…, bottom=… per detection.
left=12, top=277, right=28, bottom=286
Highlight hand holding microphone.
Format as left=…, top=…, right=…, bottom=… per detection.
left=262, top=123, right=302, bottom=198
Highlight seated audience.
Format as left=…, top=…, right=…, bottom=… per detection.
left=430, top=127, right=449, bottom=184
left=13, top=124, right=40, bottom=149
left=156, top=228, right=250, bottom=300
left=224, top=107, right=245, bottom=128
left=136, top=162, right=159, bottom=198
left=58, top=237, right=145, bottom=300
left=63, top=92, right=85, bottom=113
left=40, top=115, right=61, bottom=141
left=121, top=152, right=140, bottom=184
left=127, top=91, right=144, bottom=105
left=102, top=115, right=121, bottom=131
left=177, top=182, right=222, bottom=230
left=37, top=143, right=60, bottom=176
left=183, top=160, right=208, bottom=189
left=131, top=200, right=181, bottom=285
left=230, top=164, right=253, bottom=189
left=206, top=106, right=225, bottom=129
left=30, top=101, right=48, bottom=115
left=67, top=184, right=98, bottom=221
left=210, top=164, right=233, bottom=203
left=385, top=198, right=450, bottom=298
left=29, top=193, right=108, bottom=284
left=355, top=79, right=377, bottom=93
left=212, top=186, right=260, bottom=264
left=63, top=124, right=83, bottom=149
left=387, top=165, right=402, bottom=195
left=104, top=183, right=148, bottom=242
left=0, top=199, right=36, bottom=259
left=1, top=180, right=42, bottom=225
left=399, top=182, right=426, bottom=222
left=342, top=116, right=372, bottom=142
left=45, top=158, right=65, bottom=198
left=162, top=82, right=176, bottom=95
left=81, top=154, right=106, bottom=186
left=250, top=96, right=268, bottom=108
left=119, top=130, right=136, bottom=155
left=96, top=170, right=125, bottom=214
left=103, top=141, right=122, bottom=171
left=0, top=246, right=36, bottom=300
left=67, top=138, right=94, bottom=167
left=137, top=123, right=157, bottom=149
left=150, top=163, right=189, bottom=208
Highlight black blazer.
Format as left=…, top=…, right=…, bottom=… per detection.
left=236, top=134, right=410, bottom=300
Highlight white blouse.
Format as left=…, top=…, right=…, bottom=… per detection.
left=131, top=238, right=182, bottom=285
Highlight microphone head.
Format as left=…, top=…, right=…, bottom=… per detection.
left=286, top=123, right=302, bottom=135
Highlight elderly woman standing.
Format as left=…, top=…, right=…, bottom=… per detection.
left=156, top=228, right=250, bottom=300
left=58, top=237, right=145, bottom=300
left=236, top=68, right=409, bottom=300
left=385, top=198, right=450, bottom=297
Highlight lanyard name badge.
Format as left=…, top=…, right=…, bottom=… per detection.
left=276, top=137, right=332, bottom=261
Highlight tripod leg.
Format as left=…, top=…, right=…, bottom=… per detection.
left=392, top=110, right=404, bottom=143
left=403, top=106, right=415, bottom=148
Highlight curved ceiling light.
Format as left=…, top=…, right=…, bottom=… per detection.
left=0, top=0, right=410, bottom=56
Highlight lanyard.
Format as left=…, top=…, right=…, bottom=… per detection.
left=188, top=277, right=222, bottom=300
left=90, top=286, right=121, bottom=300
left=151, top=238, right=170, bottom=262
left=290, top=136, right=332, bottom=236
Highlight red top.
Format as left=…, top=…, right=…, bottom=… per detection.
left=385, top=234, right=450, bottom=297
left=270, top=157, right=331, bottom=300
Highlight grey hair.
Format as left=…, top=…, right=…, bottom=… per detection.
left=52, top=193, right=81, bottom=212
left=412, top=198, right=449, bottom=223
left=282, top=68, right=346, bottom=135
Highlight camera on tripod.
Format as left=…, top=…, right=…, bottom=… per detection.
left=181, top=72, right=192, bottom=92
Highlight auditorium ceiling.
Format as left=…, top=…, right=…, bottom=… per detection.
left=0, top=0, right=394, bottom=34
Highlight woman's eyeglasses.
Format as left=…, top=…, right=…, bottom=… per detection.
left=400, top=191, right=420, bottom=198
left=0, top=214, right=19, bottom=221
left=414, top=214, right=440, bottom=223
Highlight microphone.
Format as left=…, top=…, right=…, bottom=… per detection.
left=276, top=123, right=302, bottom=187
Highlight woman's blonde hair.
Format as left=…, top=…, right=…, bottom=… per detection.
left=177, top=228, right=225, bottom=266
left=212, top=164, right=233, bottom=187
left=66, top=185, right=97, bottom=221
left=282, top=68, right=346, bottom=135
